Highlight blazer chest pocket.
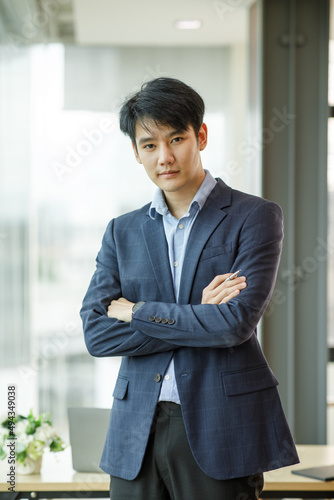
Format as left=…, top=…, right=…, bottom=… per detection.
left=112, top=376, right=129, bottom=400
left=222, top=365, right=278, bottom=396
left=200, top=242, right=232, bottom=261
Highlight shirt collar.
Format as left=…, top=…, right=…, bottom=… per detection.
left=149, top=170, right=217, bottom=220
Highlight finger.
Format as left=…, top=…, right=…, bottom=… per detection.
left=216, top=281, right=247, bottom=304
left=209, top=275, right=246, bottom=294
left=205, top=273, right=232, bottom=291
left=214, top=278, right=247, bottom=297
left=107, top=304, right=115, bottom=317
left=224, top=276, right=246, bottom=286
left=219, top=289, right=241, bottom=304
left=202, top=276, right=246, bottom=304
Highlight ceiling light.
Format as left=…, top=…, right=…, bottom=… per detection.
left=174, top=19, right=202, bottom=30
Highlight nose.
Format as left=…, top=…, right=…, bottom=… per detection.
left=158, top=143, right=174, bottom=166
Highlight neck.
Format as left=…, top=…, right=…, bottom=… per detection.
left=164, top=170, right=206, bottom=219
left=165, top=197, right=192, bottom=219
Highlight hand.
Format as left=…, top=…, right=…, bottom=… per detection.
left=201, top=273, right=247, bottom=305
left=107, top=297, right=134, bottom=323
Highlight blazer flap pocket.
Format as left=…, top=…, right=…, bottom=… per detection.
left=223, top=365, right=278, bottom=396
left=113, top=377, right=129, bottom=400
left=201, top=242, right=232, bottom=261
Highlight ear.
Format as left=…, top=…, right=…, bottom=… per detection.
left=132, top=142, right=142, bottom=164
left=198, top=123, right=208, bottom=151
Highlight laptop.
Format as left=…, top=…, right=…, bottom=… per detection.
left=292, top=464, right=334, bottom=481
left=68, top=407, right=110, bottom=472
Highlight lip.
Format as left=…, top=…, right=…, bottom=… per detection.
left=159, top=170, right=179, bottom=178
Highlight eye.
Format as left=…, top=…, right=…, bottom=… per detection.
left=172, top=137, right=183, bottom=143
left=143, top=144, right=155, bottom=150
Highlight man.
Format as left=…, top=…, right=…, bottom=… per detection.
left=80, top=77, right=299, bottom=500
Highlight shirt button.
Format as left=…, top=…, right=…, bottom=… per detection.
left=178, top=223, right=184, bottom=229
left=174, top=261, right=179, bottom=267
left=161, top=318, right=168, bottom=324
left=168, top=319, right=175, bottom=325
left=165, top=375, right=170, bottom=380
left=149, top=315, right=156, bottom=322
left=154, top=373, right=162, bottom=383
left=155, top=317, right=162, bottom=323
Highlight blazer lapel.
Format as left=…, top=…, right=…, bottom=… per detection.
left=141, top=215, right=176, bottom=303
left=178, top=179, right=232, bottom=304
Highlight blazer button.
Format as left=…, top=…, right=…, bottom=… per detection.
left=149, top=315, right=156, bottom=322
left=154, top=373, right=162, bottom=383
left=168, top=319, right=175, bottom=325
left=155, top=317, right=162, bottom=323
left=161, top=318, right=168, bottom=324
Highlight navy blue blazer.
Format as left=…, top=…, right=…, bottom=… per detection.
left=80, top=178, right=299, bottom=480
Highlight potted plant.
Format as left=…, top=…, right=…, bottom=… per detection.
left=0, top=410, right=66, bottom=474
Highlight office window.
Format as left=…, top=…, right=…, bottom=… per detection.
left=0, top=43, right=249, bottom=431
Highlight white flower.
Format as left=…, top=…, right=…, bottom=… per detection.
left=15, top=420, right=29, bottom=436
left=26, top=440, right=44, bottom=460
left=16, top=433, right=33, bottom=447
left=34, top=423, right=55, bottom=446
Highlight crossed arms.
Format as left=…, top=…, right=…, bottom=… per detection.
left=80, top=200, right=283, bottom=357
left=107, top=273, right=247, bottom=322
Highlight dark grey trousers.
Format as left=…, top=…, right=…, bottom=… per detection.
left=110, top=401, right=264, bottom=500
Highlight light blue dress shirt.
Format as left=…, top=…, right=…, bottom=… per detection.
left=148, top=170, right=217, bottom=403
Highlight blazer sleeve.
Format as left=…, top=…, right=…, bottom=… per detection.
left=80, top=220, right=180, bottom=357
left=131, top=201, right=283, bottom=348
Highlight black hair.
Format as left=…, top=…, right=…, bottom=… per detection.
left=119, top=77, right=205, bottom=149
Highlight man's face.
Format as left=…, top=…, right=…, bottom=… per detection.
left=132, top=120, right=208, bottom=198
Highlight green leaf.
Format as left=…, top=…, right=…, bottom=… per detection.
left=16, top=450, right=27, bottom=463
left=26, top=421, right=36, bottom=435
left=50, top=437, right=65, bottom=453
left=35, top=415, right=43, bottom=428
left=1, top=418, right=17, bottom=430
left=16, top=415, right=27, bottom=422
left=43, top=413, right=52, bottom=426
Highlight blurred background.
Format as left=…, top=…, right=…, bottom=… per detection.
left=0, top=0, right=333, bottom=447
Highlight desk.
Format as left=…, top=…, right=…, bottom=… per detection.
left=0, top=448, right=109, bottom=498
left=0, top=446, right=333, bottom=499
left=262, top=445, right=334, bottom=498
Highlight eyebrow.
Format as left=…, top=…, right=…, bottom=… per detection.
left=137, top=128, right=187, bottom=146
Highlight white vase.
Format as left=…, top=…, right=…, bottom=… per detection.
left=17, top=456, right=42, bottom=475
